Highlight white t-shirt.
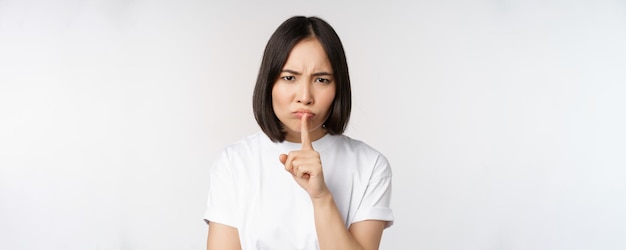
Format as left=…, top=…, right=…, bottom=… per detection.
left=204, top=131, right=393, bottom=249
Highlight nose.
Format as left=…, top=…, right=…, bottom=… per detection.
left=296, top=82, right=313, bottom=105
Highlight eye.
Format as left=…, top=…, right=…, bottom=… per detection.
left=315, top=78, right=331, bottom=84
left=281, top=76, right=296, bottom=81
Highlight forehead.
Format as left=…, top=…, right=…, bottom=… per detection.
left=282, top=38, right=332, bottom=71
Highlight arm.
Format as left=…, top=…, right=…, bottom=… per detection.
left=206, top=222, right=241, bottom=250
left=312, top=193, right=386, bottom=250
left=348, top=220, right=387, bottom=249
left=280, top=114, right=387, bottom=249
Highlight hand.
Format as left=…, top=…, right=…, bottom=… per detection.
left=279, top=114, right=330, bottom=199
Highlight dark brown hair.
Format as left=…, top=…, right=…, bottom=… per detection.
left=252, top=16, right=352, bottom=142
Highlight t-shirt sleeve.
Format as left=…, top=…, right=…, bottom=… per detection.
left=203, top=150, right=239, bottom=228
left=352, top=154, right=394, bottom=228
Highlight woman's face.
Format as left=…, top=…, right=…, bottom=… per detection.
left=272, top=38, right=336, bottom=143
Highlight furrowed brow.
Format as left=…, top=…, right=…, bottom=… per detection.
left=281, top=69, right=301, bottom=75
left=312, top=72, right=333, bottom=76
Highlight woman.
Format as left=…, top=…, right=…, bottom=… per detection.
left=204, top=16, right=393, bottom=250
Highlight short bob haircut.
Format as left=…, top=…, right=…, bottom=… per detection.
left=253, top=16, right=352, bottom=142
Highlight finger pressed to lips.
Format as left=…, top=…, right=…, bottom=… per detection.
left=300, top=114, right=313, bottom=150
left=294, top=111, right=315, bottom=119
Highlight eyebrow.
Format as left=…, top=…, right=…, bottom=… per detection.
left=281, top=69, right=333, bottom=76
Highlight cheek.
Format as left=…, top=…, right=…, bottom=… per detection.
left=323, top=89, right=337, bottom=108
left=271, top=85, right=287, bottom=111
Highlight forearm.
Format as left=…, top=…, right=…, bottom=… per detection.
left=312, top=193, right=364, bottom=250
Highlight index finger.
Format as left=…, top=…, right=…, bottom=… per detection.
left=301, top=113, right=313, bottom=150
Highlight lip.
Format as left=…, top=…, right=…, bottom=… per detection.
left=292, top=109, right=315, bottom=118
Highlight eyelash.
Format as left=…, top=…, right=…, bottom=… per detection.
left=315, top=78, right=331, bottom=83
left=281, top=76, right=331, bottom=84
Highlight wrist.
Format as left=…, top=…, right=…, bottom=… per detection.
left=310, top=190, right=333, bottom=206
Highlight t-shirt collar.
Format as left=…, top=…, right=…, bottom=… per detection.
left=263, top=131, right=334, bottom=152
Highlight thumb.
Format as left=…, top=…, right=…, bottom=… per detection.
left=279, top=154, right=288, bottom=165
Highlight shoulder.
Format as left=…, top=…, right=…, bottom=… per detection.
left=218, top=132, right=268, bottom=155
left=329, top=135, right=392, bottom=177
left=211, top=132, right=269, bottom=165
left=333, top=135, right=387, bottom=159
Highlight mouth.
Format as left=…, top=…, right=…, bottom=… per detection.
left=293, top=110, right=315, bottom=118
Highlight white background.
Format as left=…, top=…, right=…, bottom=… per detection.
left=1, top=0, right=625, bottom=249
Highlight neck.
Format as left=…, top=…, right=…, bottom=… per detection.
left=285, top=128, right=327, bottom=143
